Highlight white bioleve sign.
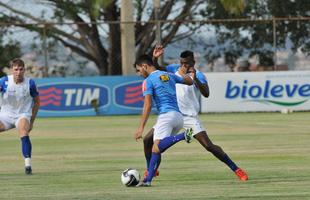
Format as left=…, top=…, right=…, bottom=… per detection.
left=200, top=71, right=310, bottom=112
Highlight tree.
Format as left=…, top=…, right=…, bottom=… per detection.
left=1, top=1, right=308, bottom=74
left=0, top=0, right=204, bottom=75
left=203, top=0, right=310, bottom=69
left=0, top=29, right=21, bottom=76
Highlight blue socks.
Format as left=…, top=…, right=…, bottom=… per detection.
left=146, top=154, right=151, bottom=169
left=145, top=132, right=186, bottom=183
left=21, top=136, right=32, bottom=158
left=157, top=132, right=185, bottom=153
left=145, top=153, right=160, bottom=182
left=223, top=154, right=238, bottom=171
left=146, top=154, right=161, bottom=171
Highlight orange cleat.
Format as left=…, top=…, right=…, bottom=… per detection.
left=144, top=169, right=159, bottom=179
left=235, top=168, right=248, bottom=181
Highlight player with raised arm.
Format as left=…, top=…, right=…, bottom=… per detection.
left=142, top=46, right=248, bottom=181
left=0, top=58, right=40, bottom=175
left=134, top=54, right=193, bottom=187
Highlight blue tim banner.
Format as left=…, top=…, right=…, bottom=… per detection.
left=113, top=80, right=144, bottom=109
left=35, top=76, right=144, bottom=117
left=39, top=83, right=109, bottom=111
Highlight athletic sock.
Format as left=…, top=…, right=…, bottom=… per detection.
left=145, top=153, right=160, bottom=183
left=223, top=154, right=238, bottom=172
left=146, top=154, right=161, bottom=171
left=145, top=154, right=151, bottom=169
left=25, top=157, right=31, bottom=167
left=157, top=132, right=185, bottom=153
left=21, top=136, right=32, bottom=160
left=155, top=155, right=161, bottom=172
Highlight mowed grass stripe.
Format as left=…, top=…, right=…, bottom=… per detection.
left=0, top=112, right=309, bottom=200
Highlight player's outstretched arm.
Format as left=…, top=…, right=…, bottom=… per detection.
left=152, top=44, right=166, bottom=71
left=134, top=95, right=152, bottom=141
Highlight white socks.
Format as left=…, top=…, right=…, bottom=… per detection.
left=25, top=157, right=31, bottom=167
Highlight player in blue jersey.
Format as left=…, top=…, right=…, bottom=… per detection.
left=0, top=58, right=40, bottom=175
left=142, top=47, right=248, bottom=181
left=134, top=54, right=193, bottom=187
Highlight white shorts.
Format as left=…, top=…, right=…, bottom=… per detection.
left=153, top=111, right=184, bottom=141
left=0, top=112, right=31, bottom=130
left=183, top=115, right=206, bottom=136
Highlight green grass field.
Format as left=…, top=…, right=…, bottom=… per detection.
left=0, top=112, right=309, bottom=200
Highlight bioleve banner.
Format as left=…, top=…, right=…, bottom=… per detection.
left=200, top=71, right=310, bottom=112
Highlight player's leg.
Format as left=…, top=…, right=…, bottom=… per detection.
left=141, top=139, right=161, bottom=186
left=16, top=117, right=32, bottom=175
left=143, top=111, right=185, bottom=180
left=139, top=112, right=193, bottom=186
left=194, top=132, right=248, bottom=181
left=143, top=129, right=156, bottom=169
left=154, top=112, right=192, bottom=154
left=143, top=129, right=160, bottom=178
left=185, top=116, right=248, bottom=181
left=143, top=129, right=154, bottom=166
left=139, top=128, right=193, bottom=187
left=142, top=133, right=188, bottom=186
left=0, top=122, right=6, bottom=132
left=157, top=128, right=192, bottom=152
left=194, top=131, right=237, bottom=168
left=0, top=113, right=15, bottom=132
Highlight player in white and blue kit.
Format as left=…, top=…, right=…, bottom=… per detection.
left=143, top=48, right=248, bottom=181
left=0, top=58, right=40, bottom=175
left=134, top=55, right=193, bottom=187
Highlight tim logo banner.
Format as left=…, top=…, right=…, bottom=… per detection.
left=114, top=81, right=144, bottom=109
left=38, top=83, right=109, bottom=112
left=35, top=76, right=146, bottom=116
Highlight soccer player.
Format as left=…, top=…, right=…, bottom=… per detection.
left=134, top=54, right=193, bottom=187
left=0, top=58, right=40, bottom=175
left=142, top=47, right=249, bottom=181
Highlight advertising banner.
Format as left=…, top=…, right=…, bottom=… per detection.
left=201, top=71, right=310, bottom=113
left=36, top=76, right=144, bottom=117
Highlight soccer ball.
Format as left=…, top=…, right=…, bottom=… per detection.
left=121, top=168, right=140, bottom=186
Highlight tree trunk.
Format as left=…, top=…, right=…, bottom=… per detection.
left=104, top=1, right=122, bottom=75
left=95, top=54, right=109, bottom=75
left=108, top=24, right=122, bottom=75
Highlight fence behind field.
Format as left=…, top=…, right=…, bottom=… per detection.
left=1, top=17, right=309, bottom=77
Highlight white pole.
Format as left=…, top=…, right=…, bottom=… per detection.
left=121, top=0, right=136, bottom=75
left=154, top=0, right=163, bottom=65
left=273, top=18, right=277, bottom=71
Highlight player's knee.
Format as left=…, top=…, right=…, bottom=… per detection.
left=0, top=122, right=6, bottom=132
left=152, top=142, right=160, bottom=153
left=143, top=133, right=153, bottom=145
left=143, top=129, right=154, bottom=144
left=19, top=130, right=29, bottom=137
left=201, top=141, right=215, bottom=152
left=205, top=145, right=213, bottom=152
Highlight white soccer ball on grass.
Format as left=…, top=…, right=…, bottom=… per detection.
left=121, top=168, right=140, bottom=187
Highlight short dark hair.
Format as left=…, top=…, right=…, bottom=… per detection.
left=134, top=54, right=154, bottom=68
left=10, top=58, right=25, bottom=68
left=180, top=50, right=194, bottom=59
